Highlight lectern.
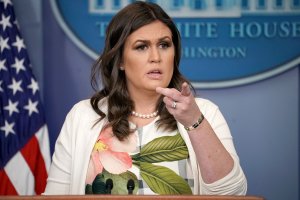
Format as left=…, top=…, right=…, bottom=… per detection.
left=0, top=195, right=264, bottom=200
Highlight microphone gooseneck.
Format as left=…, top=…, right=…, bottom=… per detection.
left=127, top=179, right=135, bottom=194
left=105, top=178, right=113, bottom=194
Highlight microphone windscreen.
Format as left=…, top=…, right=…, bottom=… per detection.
left=106, top=178, right=113, bottom=188
left=127, top=179, right=135, bottom=194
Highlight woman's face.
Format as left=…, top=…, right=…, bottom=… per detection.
left=122, top=20, right=175, bottom=95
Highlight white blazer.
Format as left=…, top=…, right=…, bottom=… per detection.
left=44, top=98, right=247, bottom=195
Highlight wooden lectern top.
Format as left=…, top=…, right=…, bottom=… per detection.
left=0, top=195, right=264, bottom=200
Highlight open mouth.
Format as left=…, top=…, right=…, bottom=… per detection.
left=146, top=69, right=162, bottom=79
left=147, top=69, right=162, bottom=75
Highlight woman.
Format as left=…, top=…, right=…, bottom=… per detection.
left=44, top=1, right=247, bottom=195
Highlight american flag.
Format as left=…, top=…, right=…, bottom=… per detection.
left=0, top=0, right=50, bottom=195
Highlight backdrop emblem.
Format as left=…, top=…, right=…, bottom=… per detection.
left=51, top=0, right=300, bottom=88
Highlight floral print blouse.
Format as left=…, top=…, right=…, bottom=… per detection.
left=85, top=118, right=194, bottom=195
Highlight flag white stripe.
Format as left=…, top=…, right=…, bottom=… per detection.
left=36, top=125, right=51, bottom=171
left=4, top=152, right=35, bottom=195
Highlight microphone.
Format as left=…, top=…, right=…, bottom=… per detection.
left=127, top=179, right=135, bottom=194
left=105, top=178, right=113, bottom=194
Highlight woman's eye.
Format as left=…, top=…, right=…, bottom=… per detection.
left=135, top=45, right=147, bottom=51
left=160, top=42, right=171, bottom=49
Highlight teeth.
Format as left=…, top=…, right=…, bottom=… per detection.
left=147, top=70, right=161, bottom=74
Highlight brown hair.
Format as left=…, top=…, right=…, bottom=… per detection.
left=90, top=1, right=192, bottom=140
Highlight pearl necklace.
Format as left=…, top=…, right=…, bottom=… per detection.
left=131, top=110, right=158, bottom=119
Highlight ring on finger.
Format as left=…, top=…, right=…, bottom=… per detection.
left=171, top=101, right=177, bottom=109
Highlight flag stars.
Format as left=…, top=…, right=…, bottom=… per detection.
left=24, top=99, right=39, bottom=116
left=4, top=99, right=19, bottom=116
left=0, top=0, right=13, bottom=9
left=28, top=78, right=39, bottom=95
left=8, top=78, right=23, bottom=95
left=11, top=57, right=26, bottom=74
left=12, top=35, right=25, bottom=52
left=0, top=59, right=7, bottom=72
left=0, top=120, right=15, bottom=137
left=0, top=14, right=12, bottom=31
left=0, top=36, right=10, bottom=52
left=0, top=80, right=3, bottom=92
left=13, top=19, right=19, bottom=29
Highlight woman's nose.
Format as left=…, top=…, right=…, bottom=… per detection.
left=149, top=47, right=161, bottom=63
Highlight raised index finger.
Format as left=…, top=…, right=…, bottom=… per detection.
left=156, top=87, right=170, bottom=96
left=181, top=82, right=191, bottom=97
left=156, top=87, right=178, bottom=100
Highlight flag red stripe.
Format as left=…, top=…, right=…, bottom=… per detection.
left=20, top=135, right=48, bottom=194
left=0, top=170, right=18, bottom=195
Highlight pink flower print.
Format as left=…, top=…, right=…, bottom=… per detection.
left=86, top=126, right=136, bottom=184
